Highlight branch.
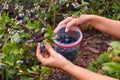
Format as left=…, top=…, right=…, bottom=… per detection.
left=116, top=0, right=120, bottom=6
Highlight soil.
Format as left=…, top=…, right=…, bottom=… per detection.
left=45, top=28, right=115, bottom=80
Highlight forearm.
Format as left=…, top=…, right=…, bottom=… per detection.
left=62, top=61, right=117, bottom=80
left=90, top=15, right=120, bottom=39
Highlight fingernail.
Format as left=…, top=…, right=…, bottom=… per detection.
left=65, top=28, right=68, bottom=32
left=38, top=43, right=40, bottom=45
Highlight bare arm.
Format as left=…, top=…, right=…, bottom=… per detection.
left=36, top=43, right=117, bottom=80
left=62, top=61, right=117, bottom=80
left=58, top=15, right=120, bottom=39
left=90, top=15, right=120, bottom=39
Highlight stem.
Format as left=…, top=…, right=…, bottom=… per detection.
left=116, top=0, right=120, bottom=6
left=53, top=3, right=57, bottom=29
left=2, top=70, right=6, bottom=80
left=4, top=26, right=13, bottom=45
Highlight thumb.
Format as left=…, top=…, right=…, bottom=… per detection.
left=45, top=43, right=55, bottom=55
left=36, top=43, right=44, bottom=62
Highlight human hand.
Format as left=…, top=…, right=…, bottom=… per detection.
left=57, top=15, right=95, bottom=32
left=36, top=43, right=71, bottom=69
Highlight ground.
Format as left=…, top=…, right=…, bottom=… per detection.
left=44, top=28, right=115, bottom=80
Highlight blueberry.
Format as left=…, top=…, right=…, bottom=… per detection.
left=12, top=30, right=18, bottom=34
left=16, top=38, right=21, bottom=44
left=65, top=38, right=70, bottom=43
left=19, top=15, right=24, bottom=20
left=57, top=33, right=76, bottom=44
left=40, top=44, right=46, bottom=51
left=16, top=15, right=24, bottom=20
left=25, top=60, right=30, bottom=66
left=22, top=19, right=27, bottom=24
left=112, top=10, right=115, bottom=13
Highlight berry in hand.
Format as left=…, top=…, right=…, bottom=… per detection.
left=40, top=44, right=46, bottom=51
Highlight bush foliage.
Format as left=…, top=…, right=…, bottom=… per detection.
left=0, top=0, right=120, bottom=79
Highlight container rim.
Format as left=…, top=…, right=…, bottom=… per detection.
left=54, top=25, right=83, bottom=48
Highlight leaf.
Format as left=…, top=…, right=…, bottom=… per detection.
left=20, top=32, right=30, bottom=39
left=8, top=70, right=16, bottom=76
left=41, top=66, right=49, bottom=75
left=31, top=65, right=39, bottom=72
left=34, top=20, right=39, bottom=29
left=88, top=64, right=97, bottom=72
left=2, top=43, right=19, bottom=54
left=81, top=0, right=89, bottom=5
left=97, top=52, right=110, bottom=63
left=109, top=41, right=120, bottom=49
left=46, top=24, right=53, bottom=35
left=21, top=76, right=34, bottom=80
left=44, top=33, right=50, bottom=38
left=26, top=19, right=39, bottom=29
left=20, top=64, right=29, bottom=73
left=11, top=33, right=20, bottom=43
left=102, top=62, right=120, bottom=71
left=1, top=12, right=11, bottom=23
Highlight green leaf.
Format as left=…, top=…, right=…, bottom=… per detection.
left=8, top=70, right=16, bottom=76
left=11, top=33, right=20, bottom=43
left=21, top=76, right=34, bottom=80
left=81, top=0, right=89, bottom=5
left=41, top=66, right=49, bottom=75
left=31, top=65, right=39, bottom=72
left=34, top=20, right=39, bottom=29
left=0, top=30, right=3, bottom=34
left=20, top=32, right=30, bottom=39
left=102, top=62, right=120, bottom=71
left=20, top=64, right=29, bottom=73
left=0, top=53, right=6, bottom=59
left=1, top=12, right=11, bottom=23
left=88, top=64, right=97, bottom=72
left=2, top=43, right=19, bottom=54
left=109, top=41, right=120, bottom=49
left=97, top=52, right=110, bottom=63
left=47, top=38, right=54, bottom=45
left=26, top=19, right=39, bottom=29
left=46, top=24, right=53, bottom=35
left=44, top=33, right=50, bottom=38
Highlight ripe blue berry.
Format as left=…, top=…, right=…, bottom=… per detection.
left=40, top=44, right=45, bottom=51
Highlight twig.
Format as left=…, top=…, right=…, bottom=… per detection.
left=116, top=0, right=120, bottom=6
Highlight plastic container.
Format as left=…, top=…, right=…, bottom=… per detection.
left=54, top=25, right=83, bottom=61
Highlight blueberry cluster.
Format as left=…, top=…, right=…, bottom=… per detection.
left=56, top=33, right=76, bottom=44
left=15, top=14, right=27, bottom=24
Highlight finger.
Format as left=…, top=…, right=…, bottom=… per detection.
left=45, top=43, right=56, bottom=55
left=58, top=17, right=73, bottom=26
left=36, top=43, right=44, bottom=62
left=66, top=19, right=78, bottom=32
left=55, top=17, right=73, bottom=33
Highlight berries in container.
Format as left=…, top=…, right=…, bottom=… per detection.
left=54, top=25, right=83, bottom=62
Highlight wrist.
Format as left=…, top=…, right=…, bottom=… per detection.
left=61, top=60, right=74, bottom=71
left=87, top=15, right=98, bottom=26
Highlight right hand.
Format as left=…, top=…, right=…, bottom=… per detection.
left=57, top=15, right=95, bottom=32
left=36, top=43, right=71, bottom=69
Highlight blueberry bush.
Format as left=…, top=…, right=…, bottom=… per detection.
left=0, top=0, right=120, bottom=79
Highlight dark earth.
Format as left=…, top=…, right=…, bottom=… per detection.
left=44, top=28, right=115, bottom=80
